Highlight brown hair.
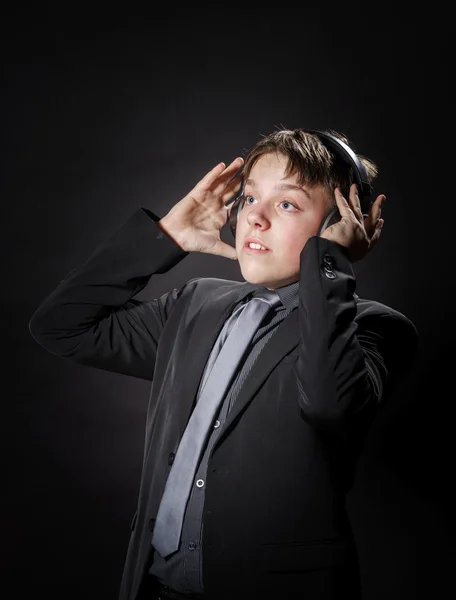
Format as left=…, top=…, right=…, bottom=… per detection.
left=243, top=128, right=378, bottom=207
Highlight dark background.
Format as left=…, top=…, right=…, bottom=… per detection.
left=2, top=6, right=454, bottom=599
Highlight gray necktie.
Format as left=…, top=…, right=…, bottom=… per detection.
left=151, top=289, right=281, bottom=558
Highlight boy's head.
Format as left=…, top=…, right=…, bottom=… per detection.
left=234, top=128, right=378, bottom=290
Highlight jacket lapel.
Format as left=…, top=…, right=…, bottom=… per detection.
left=213, top=309, right=300, bottom=451
left=173, top=283, right=299, bottom=448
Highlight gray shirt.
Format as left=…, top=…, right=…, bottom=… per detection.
left=149, top=280, right=300, bottom=595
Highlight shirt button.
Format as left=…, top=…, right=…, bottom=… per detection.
left=168, top=452, right=175, bottom=465
left=214, top=420, right=220, bottom=429
left=196, top=479, right=205, bottom=488
left=188, top=542, right=197, bottom=550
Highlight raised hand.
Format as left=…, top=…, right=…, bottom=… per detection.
left=158, top=157, right=244, bottom=260
left=320, top=183, right=386, bottom=262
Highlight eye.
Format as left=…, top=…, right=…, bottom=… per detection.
left=280, top=201, right=297, bottom=212
left=243, top=195, right=298, bottom=212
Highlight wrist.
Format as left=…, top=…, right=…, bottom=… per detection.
left=157, top=217, right=186, bottom=251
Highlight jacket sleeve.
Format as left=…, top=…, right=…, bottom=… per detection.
left=29, top=207, right=190, bottom=381
left=294, top=235, right=419, bottom=431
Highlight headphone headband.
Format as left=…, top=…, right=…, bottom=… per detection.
left=307, top=129, right=372, bottom=199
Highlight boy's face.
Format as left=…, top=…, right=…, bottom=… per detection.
left=235, top=152, right=332, bottom=290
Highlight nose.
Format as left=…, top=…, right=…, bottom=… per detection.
left=245, top=203, right=271, bottom=229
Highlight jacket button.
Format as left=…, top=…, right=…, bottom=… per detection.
left=168, top=452, right=175, bottom=465
left=149, top=518, right=155, bottom=532
left=323, top=253, right=334, bottom=265
left=323, top=254, right=336, bottom=279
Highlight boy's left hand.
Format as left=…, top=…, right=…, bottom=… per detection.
left=320, top=184, right=386, bottom=262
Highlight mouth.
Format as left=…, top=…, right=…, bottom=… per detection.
left=244, top=243, right=271, bottom=255
left=244, top=238, right=271, bottom=251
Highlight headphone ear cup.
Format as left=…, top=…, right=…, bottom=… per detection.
left=229, top=195, right=245, bottom=238
left=317, top=207, right=341, bottom=236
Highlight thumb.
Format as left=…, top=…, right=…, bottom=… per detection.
left=213, top=240, right=238, bottom=261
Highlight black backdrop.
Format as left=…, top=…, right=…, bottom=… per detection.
left=2, top=6, right=454, bottom=600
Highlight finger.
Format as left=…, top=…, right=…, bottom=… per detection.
left=217, top=166, right=244, bottom=197
left=198, top=161, right=229, bottom=188
left=197, top=157, right=244, bottom=191
left=223, top=156, right=244, bottom=174
left=349, top=183, right=364, bottom=222
left=212, top=158, right=244, bottom=195
left=221, top=177, right=243, bottom=206
left=220, top=156, right=244, bottom=179
left=365, top=194, right=385, bottom=236
left=334, top=188, right=355, bottom=219
left=369, top=218, right=384, bottom=248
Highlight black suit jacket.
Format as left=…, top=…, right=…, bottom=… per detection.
left=29, top=208, right=419, bottom=600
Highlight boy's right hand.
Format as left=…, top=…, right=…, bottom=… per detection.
left=157, top=157, right=244, bottom=260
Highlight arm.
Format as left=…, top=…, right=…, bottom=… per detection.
left=295, top=235, right=419, bottom=431
left=29, top=208, right=190, bottom=381
left=29, top=156, right=245, bottom=381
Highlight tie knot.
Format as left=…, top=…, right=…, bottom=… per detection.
left=252, top=289, right=281, bottom=310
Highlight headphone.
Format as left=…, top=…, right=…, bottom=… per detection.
left=226, top=129, right=373, bottom=238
